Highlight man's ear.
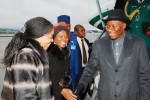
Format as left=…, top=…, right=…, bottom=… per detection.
left=123, top=23, right=127, bottom=30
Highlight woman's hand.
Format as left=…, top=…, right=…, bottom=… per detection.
left=61, top=88, right=77, bottom=100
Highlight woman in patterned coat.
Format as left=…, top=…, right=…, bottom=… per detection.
left=1, top=17, right=54, bottom=100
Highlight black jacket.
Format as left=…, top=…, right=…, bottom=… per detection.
left=47, top=43, right=70, bottom=100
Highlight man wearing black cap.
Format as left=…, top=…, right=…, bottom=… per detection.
left=76, top=9, right=150, bottom=100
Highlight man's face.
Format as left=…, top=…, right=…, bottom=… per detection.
left=65, top=23, right=71, bottom=31
left=75, top=26, right=86, bottom=38
left=106, top=20, right=126, bottom=41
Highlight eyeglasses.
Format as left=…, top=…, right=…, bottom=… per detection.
left=106, top=24, right=119, bottom=30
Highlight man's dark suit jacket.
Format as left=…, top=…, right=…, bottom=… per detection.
left=79, top=31, right=150, bottom=100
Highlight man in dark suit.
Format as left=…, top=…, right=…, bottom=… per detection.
left=76, top=9, right=150, bottom=100
left=68, top=24, right=90, bottom=92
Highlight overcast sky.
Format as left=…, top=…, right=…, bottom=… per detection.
left=0, top=0, right=115, bottom=31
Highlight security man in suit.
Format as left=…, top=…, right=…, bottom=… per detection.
left=68, top=25, right=90, bottom=92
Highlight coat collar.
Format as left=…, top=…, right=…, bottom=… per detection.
left=104, top=36, right=117, bottom=69
left=27, top=39, right=49, bottom=65
left=117, top=31, right=133, bottom=67
left=104, top=31, right=133, bottom=69
left=48, top=43, right=70, bottom=60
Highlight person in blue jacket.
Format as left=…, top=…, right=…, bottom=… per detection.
left=68, top=25, right=91, bottom=100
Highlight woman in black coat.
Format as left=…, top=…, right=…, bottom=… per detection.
left=47, top=25, right=76, bottom=100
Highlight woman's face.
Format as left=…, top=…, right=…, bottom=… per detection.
left=54, top=30, right=69, bottom=49
left=35, top=29, right=54, bottom=50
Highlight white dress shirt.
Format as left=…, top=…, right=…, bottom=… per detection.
left=77, top=37, right=89, bottom=67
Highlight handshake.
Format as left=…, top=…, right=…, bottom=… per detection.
left=59, top=75, right=85, bottom=94
left=74, top=83, right=85, bottom=99
left=59, top=76, right=85, bottom=100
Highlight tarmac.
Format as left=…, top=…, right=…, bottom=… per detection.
left=0, top=36, right=12, bottom=93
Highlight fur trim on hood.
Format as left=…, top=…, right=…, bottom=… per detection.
left=48, top=43, right=70, bottom=60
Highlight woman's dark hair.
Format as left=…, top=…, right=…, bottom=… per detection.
left=3, top=32, right=26, bottom=67
left=3, top=17, right=53, bottom=67
left=25, top=17, right=53, bottom=39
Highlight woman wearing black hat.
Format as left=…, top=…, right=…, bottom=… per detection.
left=47, top=25, right=76, bottom=100
left=1, top=17, right=54, bottom=100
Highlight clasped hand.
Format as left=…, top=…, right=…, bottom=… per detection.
left=61, top=88, right=77, bottom=100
